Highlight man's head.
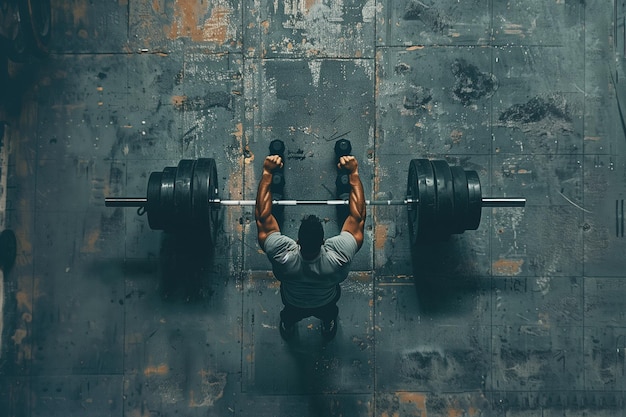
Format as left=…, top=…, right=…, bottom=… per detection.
left=298, top=215, right=324, bottom=259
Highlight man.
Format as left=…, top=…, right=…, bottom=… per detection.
left=255, top=154, right=366, bottom=341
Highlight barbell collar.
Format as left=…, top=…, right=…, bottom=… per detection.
left=105, top=196, right=525, bottom=208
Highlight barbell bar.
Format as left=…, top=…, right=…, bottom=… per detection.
left=105, top=157, right=525, bottom=246
left=106, top=197, right=525, bottom=207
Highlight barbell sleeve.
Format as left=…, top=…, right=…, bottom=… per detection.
left=481, top=197, right=526, bottom=208
left=105, top=197, right=148, bottom=207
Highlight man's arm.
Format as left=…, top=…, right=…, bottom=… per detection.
left=338, top=156, right=366, bottom=249
left=255, top=155, right=283, bottom=248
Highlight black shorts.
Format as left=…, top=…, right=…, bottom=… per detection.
left=279, top=284, right=341, bottom=325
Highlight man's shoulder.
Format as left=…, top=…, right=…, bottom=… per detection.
left=326, top=231, right=357, bottom=245
left=324, top=232, right=358, bottom=256
left=264, top=232, right=297, bottom=252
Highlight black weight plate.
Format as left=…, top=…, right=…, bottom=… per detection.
left=207, top=159, right=220, bottom=244
left=0, top=229, right=17, bottom=272
left=192, top=158, right=220, bottom=246
left=160, top=166, right=177, bottom=232
left=416, top=159, right=437, bottom=242
left=174, top=159, right=196, bottom=230
left=146, top=171, right=164, bottom=230
left=192, top=159, right=211, bottom=231
left=406, top=160, right=420, bottom=246
left=407, top=159, right=436, bottom=244
left=450, top=166, right=469, bottom=234
left=431, top=160, right=455, bottom=240
left=465, top=170, right=482, bottom=230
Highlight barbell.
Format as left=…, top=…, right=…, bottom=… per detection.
left=105, top=157, right=525, bottom=247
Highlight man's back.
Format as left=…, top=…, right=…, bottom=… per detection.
left=263, top=231, right=358, bottom=308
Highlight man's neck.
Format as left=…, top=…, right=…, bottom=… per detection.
left=300, top=249, right=321, bottom=261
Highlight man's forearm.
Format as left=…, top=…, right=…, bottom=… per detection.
left=255, top=171, right=273, bottom=222
left=348, top=171, right=366, bottom=222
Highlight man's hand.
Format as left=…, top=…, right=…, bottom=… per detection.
left=264, top=155, right=283, bottom=174
left=338, top=155, right=358, bottom=174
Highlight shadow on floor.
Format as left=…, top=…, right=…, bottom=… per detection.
left=158, top=231, right=217, bottom=303
left=0, top=55, right=45, bottom=118
left=283, top=331, right=361, bottom=415
left=410, top=236, right=484, bottom=317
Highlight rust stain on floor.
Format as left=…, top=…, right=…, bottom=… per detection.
left=492, top=258, right=524, bottom=275
left=450, top=129, right=463, bottom=144
left=167, top=0, right=234, bottom=44
left=16, top=290, right=32, bottom=313
left=10, top=274, right=38, bottom=363
left=144, top=364, right=169, bottom=376
left=397, top=392, right=427, bottom=410
left=82, top=228, right=101, bottom=253
left=374, top=223, right=388, bottom=250
left=58, top=0, right=89, bottom=27
left=352, top=271, right=372, bottom=282
left=226, top=122, right=246, bottom=235
left=447, top=407, right=464, bottom=417
left=202, top=6, right=232, bottom=44
left=171, top=95, right=187, bottom=109
left=189, top=369, right=227, bottom=407
left=11, top=328, right=27, bottom=344
left=232, top=122, right=244, bottom=145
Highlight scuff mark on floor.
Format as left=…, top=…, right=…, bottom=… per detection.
left=451, top=59, right=498, bottom=105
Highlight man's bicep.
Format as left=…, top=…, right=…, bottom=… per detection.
left=341, top=215, right=364, bottom=249
left=257, top=215, right=280, bottom=248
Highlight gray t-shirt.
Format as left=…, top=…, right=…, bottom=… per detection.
left=263, top=231, right=359, bottom=308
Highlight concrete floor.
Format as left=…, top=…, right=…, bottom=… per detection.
left=1, top=0, right=626, bottom=416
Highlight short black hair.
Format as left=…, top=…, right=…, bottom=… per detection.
left=298, top=215, right=324, bottom=253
